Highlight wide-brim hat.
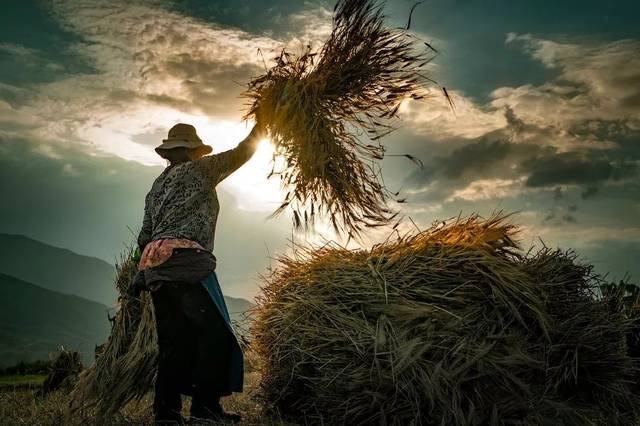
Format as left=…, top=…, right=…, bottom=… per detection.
left=155, top=123, right=212, bottom=158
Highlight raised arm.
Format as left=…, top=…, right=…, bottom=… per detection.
left=197, top=123, right=265, bottom=185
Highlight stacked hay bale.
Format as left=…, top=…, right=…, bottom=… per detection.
left=69, top=250, right=158, bottom=418
left=251, top=214, right=640, bottom=425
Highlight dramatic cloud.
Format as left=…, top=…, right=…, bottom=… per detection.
left=401, top=33, right=640, bottom=202
left=0, top=0, right=335, bottom=164
left=502, top=34, right=640, bottom=124
left=522, top=149, right=638, bottom=187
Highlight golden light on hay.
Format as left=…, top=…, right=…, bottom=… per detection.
left=250, top=213, right=640, bottom=425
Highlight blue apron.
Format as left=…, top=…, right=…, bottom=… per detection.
left=200, top=272, right=244, bottom=392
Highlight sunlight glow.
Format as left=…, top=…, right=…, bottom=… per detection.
left=178, top=117, right=287, bottom=213
left=78, top=106, right=286, bottom=213
left=220, top=138, right=284, bottom=212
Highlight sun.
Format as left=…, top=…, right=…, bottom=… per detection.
left=191, top=118, right=285, bottom=213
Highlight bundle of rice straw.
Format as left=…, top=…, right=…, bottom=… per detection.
left=69, top=250, right=158, bottom=419
left=244, top=0, right=436, bottom=237
left=251, top=213, right=640, bottom=425
left=41, top=349, right=83, bottom=396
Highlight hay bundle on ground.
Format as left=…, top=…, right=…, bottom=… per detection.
left=244, top=0, right=435, bottom=237
left=251, top=214, right=640, bottom=425
left=41, top=349, right=83, bottom=396
left=69, top=250, right=158, bottom=418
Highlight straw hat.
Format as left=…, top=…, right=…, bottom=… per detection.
left=155, top=123, right=212, bottom=158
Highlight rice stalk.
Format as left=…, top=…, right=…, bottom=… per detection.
left=244, top=0, right=437, bottom=237
left=68, top=249, right=158, bottom=420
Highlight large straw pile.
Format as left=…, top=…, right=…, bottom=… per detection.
left=244, top=0, right=435, bottom=237
left=69, top=250, right=158, bottom=419
left=251, top=214, right=640, bottom=425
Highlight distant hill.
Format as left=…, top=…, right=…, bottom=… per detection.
left=0, top=273, right=110, bottom=367
left=225, top=295, right=254, bottom=320
left=0, top=233, right=117, bottom=306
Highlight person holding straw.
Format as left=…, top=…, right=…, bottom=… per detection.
left=134, top=117, right=265, bottom=424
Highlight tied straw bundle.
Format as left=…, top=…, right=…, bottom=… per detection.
left=68, top=250, right=158, bottom=419
left=245, top=0, right=440, bottom=238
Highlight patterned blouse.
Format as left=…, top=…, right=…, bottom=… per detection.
left=137, top=130, right=261, bottom=255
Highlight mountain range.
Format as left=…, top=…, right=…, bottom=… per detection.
left=0, top=273, right=111, bottom=367
left=0, top=233, right=253, bottom=367
left=0, top=234, right=118, bottom=306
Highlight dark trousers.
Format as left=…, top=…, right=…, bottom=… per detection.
left=151, top=281, right=232, bottom=420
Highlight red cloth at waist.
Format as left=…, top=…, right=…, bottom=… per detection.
left=139, top=239, right=205, bottom=270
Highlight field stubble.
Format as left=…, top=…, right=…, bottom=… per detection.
left=0, top=371, right=292, bottom=425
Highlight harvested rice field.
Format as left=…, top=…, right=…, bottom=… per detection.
left=0, top=371, right=289, bottom=425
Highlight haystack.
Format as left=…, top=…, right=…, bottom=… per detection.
left=244, top=0, right=437, bottom=237
left=251, top=214, right=640, bottom=425
left=69, top=250, right=158, bottom=418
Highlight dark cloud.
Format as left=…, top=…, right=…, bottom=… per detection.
left=441, top=139, right=512, bottom=179
left=524, top=154, right=613, bottom=187
left=581, top=186, right=599, bottom=199
left=622, top=92, right=640, bottom=109
left=406, top=136, right=638, bottom=203
left=167, top=0, right=331, bottom=35
left=403, top=107, right=543, bottom=200
left=0, top=2, right=94, bottom=86
left=522, top=150, right=638, bottom=187
left=145, top=93, right=195, bottom=112
left=543, top=210, right=578, bottom=225
left=567, top=120, right=630, bottom=142
left=504, top=106, right=525, bottom=134
left=408, top=138, right=514, bottom=186
left=542, top=203, right=579, bottom=226
left=106, top=89, right=140, bottom=103
left=404, top=133, right=545, bottom=203
left=158, top=59, right=259, bottom=116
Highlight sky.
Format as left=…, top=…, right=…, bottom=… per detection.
left=0, top=0, right=638, bottom=301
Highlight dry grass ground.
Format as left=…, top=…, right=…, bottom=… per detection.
left=0, top=371, right=293, bottom=425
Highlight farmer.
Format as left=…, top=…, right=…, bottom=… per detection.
left=135, top=119, right=265, bottom=424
